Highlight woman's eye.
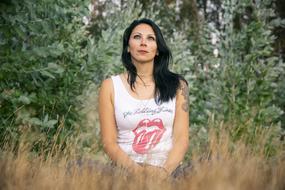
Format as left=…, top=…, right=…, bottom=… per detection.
left=148, top=36, right=155, bottom=41
left=133, top=35, right=141, bottom=39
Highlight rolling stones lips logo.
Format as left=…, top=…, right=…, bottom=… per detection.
left=132, top=118, right=165, bottom=154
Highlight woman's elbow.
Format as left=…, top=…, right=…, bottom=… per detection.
left=174, top=136, right=189, bottom=151
left=102, top=141, right=117, bottom=155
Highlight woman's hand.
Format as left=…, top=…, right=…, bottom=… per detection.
left=140, top=164, right=170, bottom=179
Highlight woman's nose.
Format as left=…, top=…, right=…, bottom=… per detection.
left=140, top=37, right=147, bottom=46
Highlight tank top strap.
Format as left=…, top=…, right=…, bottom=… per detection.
left=111, top=75, right=126, bottom=101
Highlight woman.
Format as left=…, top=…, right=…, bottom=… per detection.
left=99, top=18, right=189, bottom=176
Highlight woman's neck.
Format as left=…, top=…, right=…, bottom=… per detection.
left=136, top=69, right=154, bottom=84
left=132, top=61, right=154, bottom=79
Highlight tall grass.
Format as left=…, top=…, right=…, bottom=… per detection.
left=0, top=123, right=284, bottom=190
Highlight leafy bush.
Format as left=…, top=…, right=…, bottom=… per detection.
left=0, top=0, right=284, bottom=159
left=210, top=1, right=283, bottom=124
left=0, top=0, right=90, bottom=151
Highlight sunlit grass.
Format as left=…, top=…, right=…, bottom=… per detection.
left=1, top=122, right=284, bottom=190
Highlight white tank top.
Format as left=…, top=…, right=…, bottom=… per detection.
left=111, top=75, right=176, bottom=166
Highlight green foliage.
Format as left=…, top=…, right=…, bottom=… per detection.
left=162, top=0, right=285, bottom=156
left=217, top=0, right=282, bottom=121
left=0, top=0, right=90, bottom=150
left=207, top=0, right=284, bottom=147
left=0, top=0, right=284, bottom=159
left=87, top=0, right=142, bottom=83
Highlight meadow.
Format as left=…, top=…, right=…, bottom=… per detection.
left=1, top=125, right=284, bottom=190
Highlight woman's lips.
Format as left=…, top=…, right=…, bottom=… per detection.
left=137, top=50, right=149, bottom=54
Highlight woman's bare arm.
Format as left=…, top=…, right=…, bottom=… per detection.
left=99, top=78, right=142, bottom=172
left=162, top=80, right=190, bottom=174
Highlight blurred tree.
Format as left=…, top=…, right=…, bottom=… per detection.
left=1, top=0, right=284, bottom=157
left=274, top=0, right=285, bottom=58
left=0, top=0, right=90, bottom=151
left=209, top=0, right=284, bottom=144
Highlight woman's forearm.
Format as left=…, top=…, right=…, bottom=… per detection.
left=103, top=143, right=142, bottom=172
left=163, top=138, right=189, bottom=174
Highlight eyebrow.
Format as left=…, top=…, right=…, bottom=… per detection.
left=132, top=32, right=155, bottom=36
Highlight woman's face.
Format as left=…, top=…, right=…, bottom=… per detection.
left=128, top=23, right=158, bottom=65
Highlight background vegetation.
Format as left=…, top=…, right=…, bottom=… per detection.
left=0, top=0, right=285, bottom=178
left=1, top=0, right=285, bottom=189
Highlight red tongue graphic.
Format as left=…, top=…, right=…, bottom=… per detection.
left=132, top=118, right=165, bottom=154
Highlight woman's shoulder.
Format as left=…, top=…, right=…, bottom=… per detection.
left=100, top=73, right=125, bottom=89
left=100, top=77, right=114, bottom=95
left=179, top=78, right=188, bottom=88
left=100, top=77, right=112, bottom=87
left=175, top=78, right=189, bottom=98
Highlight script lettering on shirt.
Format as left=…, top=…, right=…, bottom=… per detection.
left=123, top=106, right=173, bottom=118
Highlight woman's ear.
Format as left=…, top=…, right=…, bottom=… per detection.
left=127, top=47, right=130, bottom=53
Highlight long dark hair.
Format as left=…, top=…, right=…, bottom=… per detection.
left=121, top=18, right=186, bottom=104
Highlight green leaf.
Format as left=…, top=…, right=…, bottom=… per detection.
left=46, top=120, right=58, bottom=127
left=40, top=70, right=55, bottom=79
left=29, top=117, right=43, bottom=126
left=33, top=47, right=49, bottom=58
left=18, top=95, right=31, bottom=104
left=48, top=62, right=65, bottom=74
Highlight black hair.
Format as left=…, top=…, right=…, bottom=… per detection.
left=121, top=18, right=186, bottom=104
